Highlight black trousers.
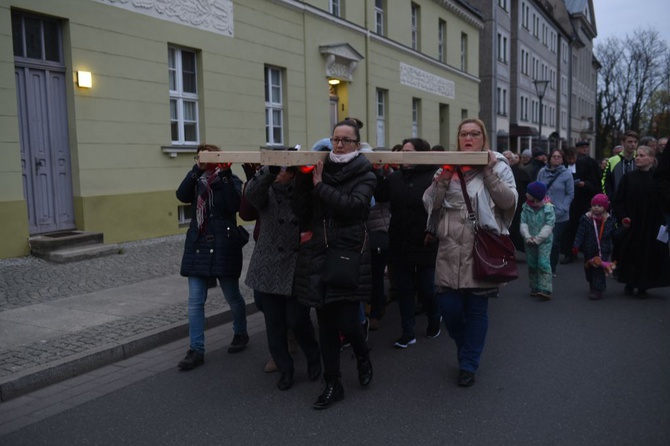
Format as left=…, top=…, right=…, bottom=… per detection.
left=316, top=300, right=369, bottom=380
left=258, top=291, right=319, bottom=374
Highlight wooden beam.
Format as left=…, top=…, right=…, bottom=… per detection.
left=197, top=150, right=489, bottom=166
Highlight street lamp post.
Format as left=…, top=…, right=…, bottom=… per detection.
left=533, top=79, right=550, bottom=151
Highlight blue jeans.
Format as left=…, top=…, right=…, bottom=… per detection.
left=437, top=289, right=492, bottom=373
left=188, top=276, right=247, bottom=353
left=393, top=262, right=438, bottom=338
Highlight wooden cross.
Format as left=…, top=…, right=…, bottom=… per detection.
left=196, top=150, right=488, bottom=166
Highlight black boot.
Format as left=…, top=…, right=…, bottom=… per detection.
left=357, top=353, right=373, bottom=387
left=313, top=378, right=344, bottom=410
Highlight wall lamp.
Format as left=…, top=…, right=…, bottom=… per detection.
left=328, top=78, right=340, bottom=85
left=77, top=71, right=92, bottom=88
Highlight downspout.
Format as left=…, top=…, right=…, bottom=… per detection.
left=364, top=1, right=371, bottom=146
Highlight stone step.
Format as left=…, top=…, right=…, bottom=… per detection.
left=44, top=243, right=121, bottom=263
left=30, top=231, right=104, bottom=258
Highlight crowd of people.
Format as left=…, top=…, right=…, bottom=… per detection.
left=505, top=131, right=670, bottom=300
left=173, top=120, right=669, bottom=410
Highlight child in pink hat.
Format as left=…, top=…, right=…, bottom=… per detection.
left=572, top=194, right=618, bottom=300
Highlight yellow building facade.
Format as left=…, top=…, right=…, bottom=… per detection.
left=0, top=0, right=482, bottom=258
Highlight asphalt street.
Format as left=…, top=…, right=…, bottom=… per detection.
left=1, top=255, right=668, bottom=445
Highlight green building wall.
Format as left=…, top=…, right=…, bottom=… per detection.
left=0, top=0, right=481, bottom=258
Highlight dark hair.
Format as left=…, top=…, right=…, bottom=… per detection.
left=622, top=130, right=638, bottom=141
left=333, top=119, right=361, bottom=142
left=431, top=144, right=445, bottom=152
left=402, top=138, right=431, bottom=152
left=343, top=117, right=364, bottom=130
left=391, top=144, right=403, bottom=152
left=563, top=146, right=576, bottom=159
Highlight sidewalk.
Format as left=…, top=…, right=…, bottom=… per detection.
left=0, top=233, right=257, bottom=403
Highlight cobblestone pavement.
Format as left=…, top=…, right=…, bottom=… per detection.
left=0, top=235, right=184, bottom=311
left=0, top=234, right=255, bottom=395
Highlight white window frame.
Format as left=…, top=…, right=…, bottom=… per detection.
left=411, top=3, right=420, bottom=51
left=376, top=89, right=387, bottom=148
left=412, top=98, right=420, bottom=138
left=330, top=0, right=341, bottom=17
left=497, top=87, right=507, bottom=116
left=460, top=33, right=468, bottom=71
left=498, top=0, right=508, bottom=12
left=438, top=19, right=446, bottom=63
left=497, top=32, right=508, bottom=63
left=265, top=66, right=284, bottom=146
left=169, top=46, right=199, bottom=145
left=375, top=0, right=384, bottom=35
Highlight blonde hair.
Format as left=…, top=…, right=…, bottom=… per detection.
left=636, top=145, right=658, bottom=168
left=456, top=118, right=489, bottom=151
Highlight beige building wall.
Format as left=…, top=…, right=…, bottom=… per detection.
left=0, top=0, right=481, bottom=258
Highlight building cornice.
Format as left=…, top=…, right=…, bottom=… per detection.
left=432, top=0, right=484, bottom=30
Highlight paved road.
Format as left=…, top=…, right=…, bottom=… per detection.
left=1, top=255, right=668, bottom=445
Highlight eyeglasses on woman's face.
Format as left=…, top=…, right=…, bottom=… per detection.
left=458, top=131, right=483, bottom=139
left=330, top=137, right=359, bottom=146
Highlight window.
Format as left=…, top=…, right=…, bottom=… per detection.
left=521, top=48, right=529, bottom=75
left=169, top=46, right=199, bottom=145
left=561, top=109, right=567, bottom=129
left=330, top=0, right=341, bottom=17
left=375, top=0, right=384, bottom=35
left=412, top=98, right=421, bottom=138
left=265, top=66, right=284, bottom=146
left=376, top=89, right=387, bottom=148
left=550, top=69, right=556, bottom=90
left=12, top=13, right=62, bottom=63
left=522, top=2, right=529, bottom=29
left=562, top=42, right=568, bottom=62
left=497, top=87, right=507, bottom=116
left=497, top=32, right=508, bottom=63
left=498, top=0, right=508, bottom=12
left=411, top=3, right=420, bottom=51
left=531, top=99, right=538, bottom=123
left=438, top=19, right=446, bottom=63
left=178, top=204, right=192, bottom=226
left=520, top=95, right=528, bottom=121
left=561, top=75, right=568, bottom=96
left=460, top=33, right=468, bottom=71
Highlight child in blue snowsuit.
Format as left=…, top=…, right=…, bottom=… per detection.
left=520, top=181, right=555, bottom=300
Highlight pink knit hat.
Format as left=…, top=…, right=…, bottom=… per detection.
left=591, top=194, right=610, bottom=210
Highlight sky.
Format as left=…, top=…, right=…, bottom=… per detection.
left=592, top=0, right=670, bottom=47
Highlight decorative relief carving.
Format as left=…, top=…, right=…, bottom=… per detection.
left=320, top=44, right=363, bottom=83
left=94, top=0, right=234, bottom=37
left=400, top=63, right=455, bottom=99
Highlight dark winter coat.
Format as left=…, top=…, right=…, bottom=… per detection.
left=613, top=169, right=670, bottom=289
left=177, top=165, right=245, bottom=278
left=291, top=154, right=377, bottom=308
left=375, top=164, right=439, bottom=266
left=244, top=167, right=300, bottom=296
left=573, top=213, right=617, bottom=261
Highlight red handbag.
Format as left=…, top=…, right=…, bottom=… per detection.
left=456, top=167, right=518, bottom=283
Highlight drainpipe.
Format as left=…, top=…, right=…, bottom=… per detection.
left=491, top=0, right=498, bottom=151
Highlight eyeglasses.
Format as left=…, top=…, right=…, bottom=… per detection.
left=330, top=137, right=359, bottom=146
left=551, top=155, right=563, bottom=159
left=458, top=131, right=483, bottom=139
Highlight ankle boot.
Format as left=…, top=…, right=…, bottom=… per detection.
left=313, top=378, right=344, bottom=410
left=357, top=353, right=373, bottom=387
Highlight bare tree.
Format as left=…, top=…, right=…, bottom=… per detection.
left=595, top=29, right=670, bottom=154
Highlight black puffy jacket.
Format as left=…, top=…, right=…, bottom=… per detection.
left=176, top=165, right=245, bottom=278
left=291, top=154, right=377, bottom=308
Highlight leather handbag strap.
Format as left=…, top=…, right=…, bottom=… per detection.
left=323, top=218, right=368, bottom=253
left=456, top=166, right=477, bottom=227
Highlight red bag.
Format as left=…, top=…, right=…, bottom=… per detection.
left=456, top=166, right=518, bottom=283
left=473, top=228, right=518, bottom=282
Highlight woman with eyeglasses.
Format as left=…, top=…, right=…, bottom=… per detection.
left=175, top=144, right=249, bottom=371
left=291, top=118, right=376, bottom=409
left=423, top=118, right=517, bottom=387
left=537, top=148, right=575, bottom=276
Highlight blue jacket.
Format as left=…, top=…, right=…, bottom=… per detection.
left=177, top=165, right=245, bottom=278
left=537, top=165, right=574, bottom=223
